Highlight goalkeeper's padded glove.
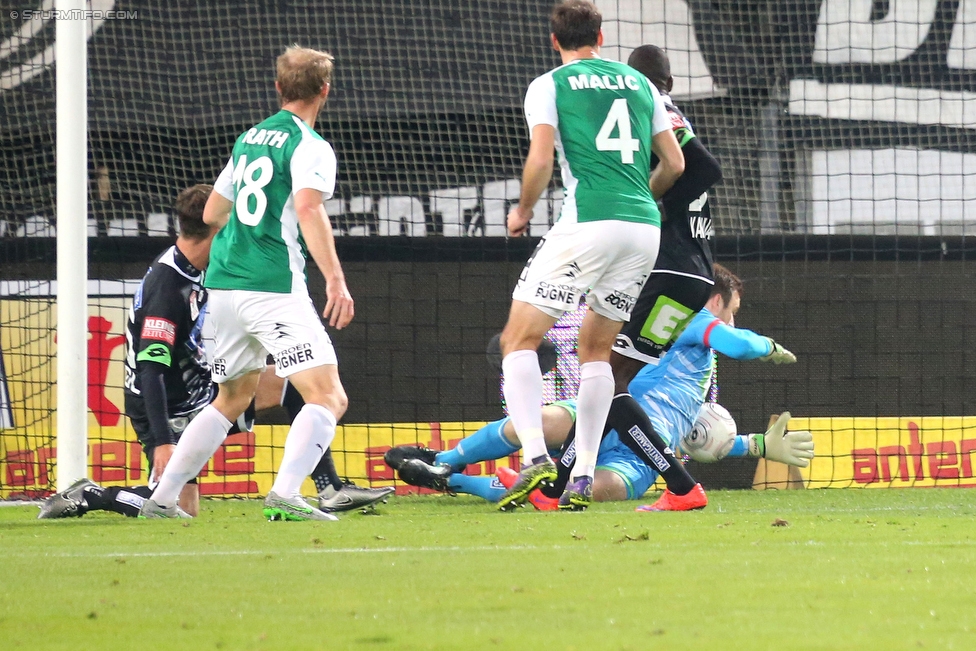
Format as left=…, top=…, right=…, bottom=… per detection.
left=748, top=411, right=815, bottom=467
left=760, top=338, right=796, bottom=364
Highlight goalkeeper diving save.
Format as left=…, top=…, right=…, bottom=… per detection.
left=386, top=264, right=813, bottom=510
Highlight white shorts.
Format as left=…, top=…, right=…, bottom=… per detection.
left=205, top=289, right=337, bottom=383
left=512, top=220, right=660, bottom=321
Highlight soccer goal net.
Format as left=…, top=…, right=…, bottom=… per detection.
left=3, top=1, right=976, bottom=501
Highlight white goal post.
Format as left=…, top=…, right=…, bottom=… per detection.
left=55, top=0, right=89, bottom=491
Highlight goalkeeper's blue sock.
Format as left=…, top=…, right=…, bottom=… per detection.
left=447, top=473, right=507, bottom=503
left=434, top=418, right=519, bottom=470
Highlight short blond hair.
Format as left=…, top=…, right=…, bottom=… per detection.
left=276, top=45, right=334, bottom=104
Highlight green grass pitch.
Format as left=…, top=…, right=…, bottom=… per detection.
left=2, top=489, right=975, bottom=651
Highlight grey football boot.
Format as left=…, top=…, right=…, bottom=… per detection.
left=318, top=483, right=395, bottom=512
left=37, top=478, right=97, bottom=519
left=263, top=491, right=338, bottom=521
left=138, top=498, right=192, bottom=519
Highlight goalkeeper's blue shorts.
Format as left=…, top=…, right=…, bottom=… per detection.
left=550, top=400, right=669, bottom=500
left=596, top=429, right=658, bottom=500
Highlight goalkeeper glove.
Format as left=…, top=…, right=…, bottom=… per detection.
left=760, top=338, right=796, bottom=364
left=748, top=411, right=815, bottom=467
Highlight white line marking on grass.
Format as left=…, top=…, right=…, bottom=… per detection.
left=20, top=544, right=555, bottom=559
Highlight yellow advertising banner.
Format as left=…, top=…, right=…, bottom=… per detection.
left=792, top=416, right=976, bottom=488
left=1, top=291, right=518, bottom=499
left=0, top=420, right=518, bottom=499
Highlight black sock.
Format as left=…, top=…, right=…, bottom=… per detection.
left=542, top=419, right=614, bottom=498
left=542, top=424, right=577, bottom=498
left=82, top=485, right=154, bottom=518
left=311, top=449, right=344, bottom=492
left=607, top=394, right=697, bottom=495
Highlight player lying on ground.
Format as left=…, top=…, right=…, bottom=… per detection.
left=38, top=185, right=389, bottom=520
left=140, top=46, right=355, bottom=522
left=498, top=0, right=685, bottom=512
left=387, top=264, right=808, bottom=508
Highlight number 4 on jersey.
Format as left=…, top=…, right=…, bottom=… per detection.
left=595, top=98, right=640, bottom=165
left=232, top=154, right=273, bottom=225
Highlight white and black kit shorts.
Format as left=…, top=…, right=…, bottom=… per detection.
left=512, top=220, right=660, bottom=321
left=205, top=289, right=338, bottom=382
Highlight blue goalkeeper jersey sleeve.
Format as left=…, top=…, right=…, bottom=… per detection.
left=628, top=308, right=774, bottom=440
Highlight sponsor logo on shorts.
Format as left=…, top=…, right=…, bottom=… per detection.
left=560, top=261, right=582, bottom=280
left=141, top=317, right=176, bottom=345
left=211, top=357, right=227, bottom=377
left=275, top=343, right=315, bottom=369
left=628, top=425, right=671, bottom=472
left=604, top=291, right=636, bottom=313
left=560, top=439, right=576, bottom=468
left=614, top=335, right=631, bottom=350
left=535, top=282, right=577, bottom=305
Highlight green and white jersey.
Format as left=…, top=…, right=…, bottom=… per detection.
left=208, top=109, right=337, bottom=295
left=524, top=57, right=670, bottom=226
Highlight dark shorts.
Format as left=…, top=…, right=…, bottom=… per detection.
left=612, top=269, right=713, bottom=365
left=124, top=393, right=256, bottom=485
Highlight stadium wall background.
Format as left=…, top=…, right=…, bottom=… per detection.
left=5, top=236, right=976, bottom=436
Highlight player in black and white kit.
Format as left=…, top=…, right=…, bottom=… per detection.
left=546, top=45, right=724, bottom=511
left=38, top=185, right=390, bottom=519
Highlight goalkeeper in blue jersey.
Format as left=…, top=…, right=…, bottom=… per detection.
left=385, top=264, right=811, bottom=508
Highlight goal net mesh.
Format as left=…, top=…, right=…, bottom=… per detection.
left=2, top=0, right=975, bottom=499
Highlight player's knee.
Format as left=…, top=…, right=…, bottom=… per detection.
left=500, top=327, right=543, bottom=357
left=212, top=390, right=252, bottom=423
left=303, top=385, right=348, bottom=421
left=593, top=471, right=629, bottom=502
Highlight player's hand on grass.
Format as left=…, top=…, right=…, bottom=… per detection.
left=760, top=338, right=796, bottom=364
left=324, top=279, right=355, bottom=329
left=507, top=205, right=531, bottom=237
left=755, top=411, right=815, bottom=467
left=152, top=443, right=176, bottom=483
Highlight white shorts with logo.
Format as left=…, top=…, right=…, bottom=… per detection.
left=512, top=220, right=660, bottom=321
left=205, top=289, right=337, bottom=382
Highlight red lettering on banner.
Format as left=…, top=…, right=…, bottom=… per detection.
left=849, top=419, right=976, bottom=485
left=852, top=449, right=878, bottom=484
left=962, top=439, right=976, bottom=477
left=927, top=441, right=961, bottom=480
left=213, top=432, right=255, bottom=475
left=907, top=423, right=925, bottom=479
left=128, top=441, right=143, bottom=481
left=5, top=450, right=35, bottom=486
left=201, top=432, right=258, bottom=494
left=366, top=447, right=394, bottom=481
left=86, top=316, right=126, bottom=426
left=878, top=445, right=909, bottom=482
left=36, top=445, right=55, bottom=486
left=428, top=423, right=443, bottom=451
left=199, top=480, right=257, bottom=496
left=92, top=441, right=127, bottom=482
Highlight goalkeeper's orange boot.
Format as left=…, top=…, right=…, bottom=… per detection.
left=496, top=467, right=558, bottom=511
left=635, top=483, right=707, bottom=512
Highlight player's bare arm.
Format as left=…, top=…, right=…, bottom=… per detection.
left=294, top=187, right=354, bottom=329
left=649, top=127, right=684, bottom=199
left=507, top=124, right=555, bottom=237
left=203, top=190, right=233, bottom=228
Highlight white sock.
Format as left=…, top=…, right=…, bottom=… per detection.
left=270, top=404, right=336, bottom=497
left=572, top=361, right=614, bottom=480
left=502, top=349, right=548, bottom=464
left=151, top=405, right=232, bottom=507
